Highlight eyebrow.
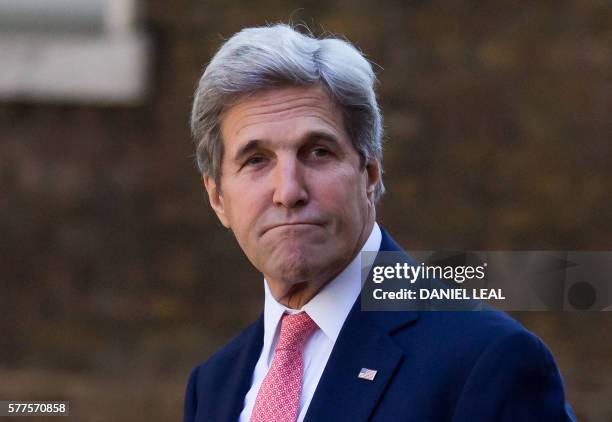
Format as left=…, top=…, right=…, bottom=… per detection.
left=232, top=130, right=340, bottom=163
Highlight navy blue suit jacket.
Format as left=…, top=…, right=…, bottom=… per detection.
left=184, top=229, right=576, bottom=421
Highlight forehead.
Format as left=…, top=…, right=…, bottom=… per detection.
left=220, top=85, right=346, bottom=147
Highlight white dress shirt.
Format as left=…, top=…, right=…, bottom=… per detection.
left=239, top=223, right=382, bottom=422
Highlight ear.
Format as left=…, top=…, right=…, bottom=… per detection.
left=203, top=175, right=230, bottom=228
left=364, top=158, right=381, bottom=202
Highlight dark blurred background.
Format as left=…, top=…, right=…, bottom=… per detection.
left=1, top=1, right=611, bottom=421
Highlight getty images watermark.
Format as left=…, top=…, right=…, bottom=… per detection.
left=360, top=251, right=612, bottom=311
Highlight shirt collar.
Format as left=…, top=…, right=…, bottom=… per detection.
left=262, top=222, right=382, bottom=362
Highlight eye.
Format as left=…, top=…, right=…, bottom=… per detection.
left=310, top=147, right=330, bottom=158
left=242, top=155, right=268, bottom=168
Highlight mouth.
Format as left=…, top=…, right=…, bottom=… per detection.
left=262, top=222, right=323, bottom=235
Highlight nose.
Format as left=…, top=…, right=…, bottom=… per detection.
left=272, top=155, right=309, bottom=208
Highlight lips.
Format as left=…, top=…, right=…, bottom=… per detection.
left=261, top=221, right=323, bottom=235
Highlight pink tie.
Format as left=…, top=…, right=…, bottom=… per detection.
left=250, top=312, right=318, bottom=422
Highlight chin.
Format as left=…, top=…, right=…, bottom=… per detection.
left=275, top=252, right=315, bottom=281
left=270, top=249, right=347, bottom=287
left=266, top=250, right=320, bottom=282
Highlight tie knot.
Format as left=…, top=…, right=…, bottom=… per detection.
left=276, top=312, right=318, bottom=351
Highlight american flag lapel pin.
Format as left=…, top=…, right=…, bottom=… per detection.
left=358, top=368, right=377, bottom=381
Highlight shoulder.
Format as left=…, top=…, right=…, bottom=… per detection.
left=439, top=311, right=575, bottom=420
left=404, top=309, right=543, bottom=360
left=183, top=317, right=263, bottom=421
left=191, top=316, right=262, bottom=374
left=185, top=316, right=262, bottom=391
left=387, top=310, right=575, bottom=418
left=385, top=308, right=558, bottom=387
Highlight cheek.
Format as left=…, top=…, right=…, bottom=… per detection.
left=224, top=183, right=266, bottom=235
left=316, top=171, right=368, bottom=222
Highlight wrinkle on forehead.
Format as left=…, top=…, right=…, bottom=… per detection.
left=221, top=85, right=345, bottom=142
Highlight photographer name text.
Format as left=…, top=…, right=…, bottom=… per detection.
left=373, top=288, right=505, bottom=301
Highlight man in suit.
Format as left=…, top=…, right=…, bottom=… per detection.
left=184, top=24, right=576, bottom=421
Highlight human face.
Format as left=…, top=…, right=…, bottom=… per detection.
left=203, top=85, right=379, bottom=306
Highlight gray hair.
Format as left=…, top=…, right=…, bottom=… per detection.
left=191, top=24, right=385, bottom=201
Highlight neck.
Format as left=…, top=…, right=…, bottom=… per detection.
left=271, top=281, right=322, bottom=309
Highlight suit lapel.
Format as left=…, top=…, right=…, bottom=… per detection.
left=303, top=304, right=416, bottom=421
left=304, top=228, right=419, bottom=421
